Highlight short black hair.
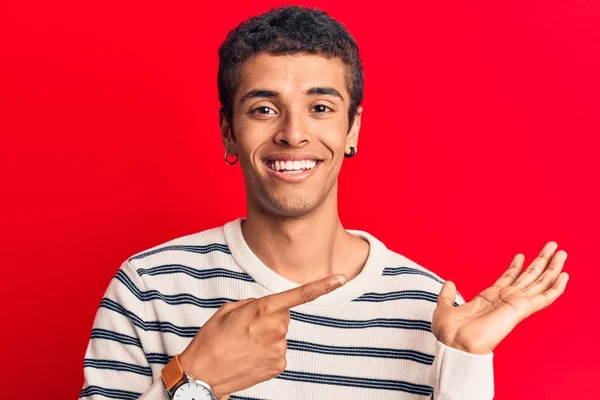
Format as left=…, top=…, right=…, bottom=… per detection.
left=218, top=5, right=364, bottom=130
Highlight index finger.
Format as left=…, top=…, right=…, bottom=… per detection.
left=261, top=274, right=346, bottom=312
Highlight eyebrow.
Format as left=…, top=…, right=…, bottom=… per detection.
left=306, top=86, right=344, bottom=101
left=239, top=86, right=344, bottom=104
left=239, top=89, right=279, bottom=104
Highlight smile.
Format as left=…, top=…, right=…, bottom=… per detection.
left=263, top=159, right=321, bottom=182
left=266, top=159, right=318, bottom=172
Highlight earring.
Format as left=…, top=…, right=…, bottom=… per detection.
left=344, top=146, right=356, bottom=158
left=224, top=150, right=238, bottom=165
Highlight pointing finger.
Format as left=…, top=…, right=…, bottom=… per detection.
left=260, top=274, right=346, bottom=313
left=215, top=297, right=257, bottom=315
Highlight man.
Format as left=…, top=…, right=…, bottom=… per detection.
left=80, top=5, right=569, bottom=400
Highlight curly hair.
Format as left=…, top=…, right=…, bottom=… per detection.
left=218, top=5, right=364, bottom=131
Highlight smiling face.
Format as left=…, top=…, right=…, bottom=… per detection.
left=221, top=52, right=362, bottom=218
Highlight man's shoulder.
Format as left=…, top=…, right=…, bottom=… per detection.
left=354, top=227, right=451, bottom=292
left=382, top=248, right=447, bottom=284
left=381, top=247, right=465, bottom=303
left=383, top=249, right=445, bottom=288
left=126, top=222, right=230, bottom=265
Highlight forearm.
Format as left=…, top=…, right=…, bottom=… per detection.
left=80, top=261, right=169, bottom=400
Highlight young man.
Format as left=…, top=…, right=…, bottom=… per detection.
left=80, top=6, right=569, bottom=400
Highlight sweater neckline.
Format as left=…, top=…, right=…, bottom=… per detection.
left=222, top=217, right=388, bottom=307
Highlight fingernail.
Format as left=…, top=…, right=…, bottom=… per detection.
left=334, top=274, right=346, bottom=285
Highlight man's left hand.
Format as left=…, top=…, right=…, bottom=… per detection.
left=432, top=241, right=569, bottom=355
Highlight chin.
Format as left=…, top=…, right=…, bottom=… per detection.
left=272, top=197, right=315, bottom=217
left=247, top=178, right=331, bottom=218
left=263, top=194, right=319, bottom=218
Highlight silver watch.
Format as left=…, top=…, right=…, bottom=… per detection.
left=170, top=372, right=216, bottom=400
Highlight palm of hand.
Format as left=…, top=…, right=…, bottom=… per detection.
left=432, top=241, right=569, bottom=355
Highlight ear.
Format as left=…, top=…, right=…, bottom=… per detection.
left=219, top=109, right=236, bottom=154
left=346, top=105, right=363, bottom=153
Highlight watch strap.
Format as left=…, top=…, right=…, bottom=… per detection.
left=161, top=354, right=186, bottom=394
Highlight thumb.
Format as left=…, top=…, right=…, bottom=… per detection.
left=437, top=280, right=457, bottom=308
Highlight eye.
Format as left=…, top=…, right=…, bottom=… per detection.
left=251, top=106, right=276, bottom=115
left=312, top=104, right=332, bottom=113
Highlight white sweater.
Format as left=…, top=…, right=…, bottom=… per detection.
left=80, top=217, right=494, bottom=399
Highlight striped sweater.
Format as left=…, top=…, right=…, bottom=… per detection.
left=80, top=217, right=494, bottom=399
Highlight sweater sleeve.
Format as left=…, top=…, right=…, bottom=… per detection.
left=79, top=260, right=170, bottom=400
left=428, top=291, right=495, bottom=399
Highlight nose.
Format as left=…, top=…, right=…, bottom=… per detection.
left=273, top=109, right=310, bottom=147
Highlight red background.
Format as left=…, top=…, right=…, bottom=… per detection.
left=1, top=0, right=598, bottom=398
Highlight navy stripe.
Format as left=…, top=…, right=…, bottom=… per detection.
left=102, top=294, right=430, bottom=338
left=129, top=243, right=230, bottom=261
left=124, top=270, right=458, bottom=314
left=277, top=370, right=433, bottom=396
left=382, top=266, right=444, bottom=284
left=83, top=358, right=152, bottom=376
left=382, top=267, right=463, bottom=306
left=90, top=328, right=142, bottom=348
left=113, top=273, right=433, bottom=333
left=80, top=362, right=429, bottom=398
left=230, top=396, right=268, bottom=400
left=100, top=298, right=200, bottom=337
left=287, top=339, right=434, bottom=364
left=355, top=290, right=459, bottom=307
left=141, top=339, right=434, bottom=369
left=290, top=310, right=431, bottom=331
left=146, top=352, right=172, bottom=364
left=116, top=270, right=236, bottom=308
left=115, top=270, right=235, bottom=307
left=355, top=289, right=438, bottom=302
left=80, top=385, right=141, bottom=400
left=137, top=264, right=255, bottom=282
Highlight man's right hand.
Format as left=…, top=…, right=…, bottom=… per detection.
left=178, top=274, right=347, bottom=398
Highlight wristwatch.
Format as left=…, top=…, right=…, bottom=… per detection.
left=161, top=354, right=216, bottom=400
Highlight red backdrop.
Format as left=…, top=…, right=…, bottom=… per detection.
left=1, top=0, right=598, bottom=398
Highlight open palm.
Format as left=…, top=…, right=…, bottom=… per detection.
left=432, top=241, right=569, bottom=355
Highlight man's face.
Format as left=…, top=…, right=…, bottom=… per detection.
left=221, top=53, right=361, bottom=217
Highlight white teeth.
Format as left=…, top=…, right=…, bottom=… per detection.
left=267, top=159, right=318, bottom=172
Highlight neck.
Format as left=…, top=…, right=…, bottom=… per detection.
left=241, top=185, right=369, bottom=285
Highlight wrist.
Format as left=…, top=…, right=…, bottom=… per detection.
left=179, top=350, right=228, bottom=398
left=440, top=338, right=493, bottom=355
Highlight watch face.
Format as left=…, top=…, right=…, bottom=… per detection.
left=173, top=381, right=214, bottom=400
